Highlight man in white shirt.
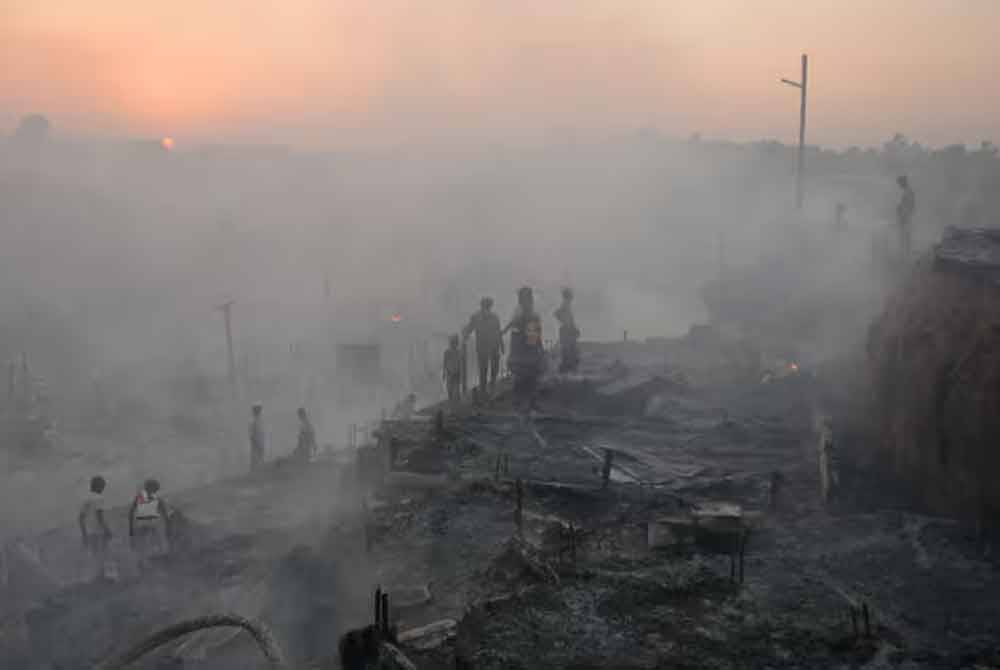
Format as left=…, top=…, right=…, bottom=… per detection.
left=78, top=475, right=112, bottom=580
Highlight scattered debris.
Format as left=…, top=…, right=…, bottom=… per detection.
left=397, top=618, right=457, bottom=650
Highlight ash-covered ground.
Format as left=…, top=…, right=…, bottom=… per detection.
left=3, top=332, right=999, bottom=669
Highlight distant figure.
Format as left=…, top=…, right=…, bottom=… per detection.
left=896, top=175, right=916, bottom=256
left=503, top=287, right=547, bottom=412
left=463, top=297, right=504, bottom=396
left=294, top=407, right=318, bottom=462
left=78, top=475, right=112, bottom=581
left=392, top=393, right=418, bottom=420
left=834, top=203, right=848, bottom=233
left=129, top=478, right=170, bottom=563
left=515, top=315, right=547, bottom=412
left=249, top=403, right=266, bottom=472
left=443, top=335, right=463, bottom=404
left=554, top=287, right=580, bottom=373
left=502, top=286, right=536, bottom=356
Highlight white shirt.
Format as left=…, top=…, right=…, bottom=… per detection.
left=79, top=492, right=106, bottom=532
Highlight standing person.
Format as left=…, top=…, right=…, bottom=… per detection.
left=896, top=175, right=916, bottom=257
left=443, top=335, right=463, bottom=405
left=294, top=407, right=318, bottom=462
left=129, top=478, right=170, bottom=565
left=834, top=203, right=848, bottom=233
left=502, top=287, right=536, bottom=357
left=502, top=287, right=547, bottom=413
left=554, top=288, right=581, bottom=374
left=516, top=315, right=547, bottom=412
left=462, top=297, right=504, bottom=397
left=78, top=475, right=112, bottom=581
left=249, top=403, right=266, bottom=471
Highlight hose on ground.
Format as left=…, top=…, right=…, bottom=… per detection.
left=96, top=613, right=287, bottom=669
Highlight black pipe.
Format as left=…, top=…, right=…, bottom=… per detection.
left=96, top=614, right=286, bottom=669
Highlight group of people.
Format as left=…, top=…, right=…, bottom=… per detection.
left=249, top=404, right=318, bottom=471
left=78, top=475, right=172, bottom=580
left=443, top=286, right=581, bottom=410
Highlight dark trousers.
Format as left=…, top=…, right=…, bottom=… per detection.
left=250, top=444, right=263, bottom=471
left=446, top=375, right=461, bottom=402
left=899, top=222, right=912, bottom=258
left=558, top=329, right=580, bottom=373
left=477, top=351, right=501, bottom=391
left=512, top=372, right=539, bottom=412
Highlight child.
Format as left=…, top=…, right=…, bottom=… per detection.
left=129, top=478, right=171, bottom=564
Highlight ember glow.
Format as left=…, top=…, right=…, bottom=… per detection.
left=390, top=314, right=403, bottom=323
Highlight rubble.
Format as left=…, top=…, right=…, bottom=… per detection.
left=5, top=331, right=1000, bottom=668
left=397, top=618, right=457, bottom=650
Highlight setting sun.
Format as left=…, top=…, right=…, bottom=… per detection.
left=160, top=137, right=175, bottom=151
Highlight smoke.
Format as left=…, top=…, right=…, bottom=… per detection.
left=0, top=87, right=997, bottom=546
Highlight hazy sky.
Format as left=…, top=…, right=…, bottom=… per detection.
left=2, top=0, right=998, bottom=148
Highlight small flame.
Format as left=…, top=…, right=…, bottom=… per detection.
left=789, top=362, right=799, bottom=372
left=160, top=137, right=175, bottom=151
left=390, top=314, right=403, bottom=323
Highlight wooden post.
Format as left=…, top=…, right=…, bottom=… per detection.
left=374, top=586, right=382, bottom=627
left=380, top=593, right=390, bottom=635
left=862, top=602, right=871, bottom=637
left=717, top=228, right=726, bottom=285
left=19, top=353, right=30, bottom=410
left=515, top=479, right=524, bottom=537
left=216, top=300, right=237, bottom=401
left=738, top=529, right=748, bottom=584
left=601, top=449, right=614, bottom=489
left=818, top=419, right=833, bottom=504
left=769, top=471, right=784, bottom=511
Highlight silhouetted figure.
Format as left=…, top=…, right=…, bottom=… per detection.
left=834, top=202, right=848, bottom=233
left=443, top=335, right=462, bottom=404
left=554, top=287, right=580, bottom=373
left=503, top=287, right=547, bottom=413
left=129, top=478, right=171, bottom=565
left=249, top=403, right=266, bottom=471
left=503, top=287, right=535, bottom=357
left=294, top=407, right=318, bottom=462
left=463, top=296, right=503, bottom=396
left=896, top=175, right=916, bottom=257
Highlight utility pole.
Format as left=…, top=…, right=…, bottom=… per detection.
left=216, top=300, right=238, bottom=401
left=717, top=228, right=726, bottom=284
left=780, top=53, right=809, bottom=210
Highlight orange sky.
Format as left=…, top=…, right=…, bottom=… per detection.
left=2, top=0, right=998, bottom=148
